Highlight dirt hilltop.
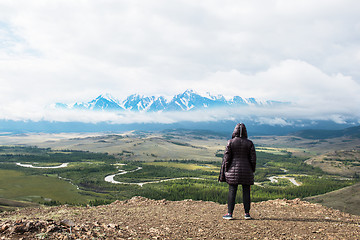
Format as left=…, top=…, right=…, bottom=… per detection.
left=1, top=197, right=359, bottom=240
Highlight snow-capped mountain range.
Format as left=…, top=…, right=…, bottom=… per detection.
left=56, top=89, right=284, bottom=112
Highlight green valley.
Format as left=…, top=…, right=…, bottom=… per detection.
left=0, top=130, right=358, bottom=214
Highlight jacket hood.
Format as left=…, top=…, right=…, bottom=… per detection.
left=232, top=123, right=248, bottom=139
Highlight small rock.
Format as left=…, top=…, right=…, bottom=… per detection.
left=111, top=200, right=122, bottom=205
left=108, top=223, right=118, bottom=229
left=35, top=233, right=47, bottom=239
left=25, top=221, right=36, bottom=232
left=80, top=226, right=88, bottom=232
left=0, top=224, right=10, bottom=232
left=15, top=219, right=23, bottom=224
left=149, top=227, right=160, bottom=234
left=60, top=219, right=75, bottom=227
left=35, top=220, right=46, bottom=229
left=46, top=224, right=60, bottom=233
left=13, top=224, right=27, bottom=234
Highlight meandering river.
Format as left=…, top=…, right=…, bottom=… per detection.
left=16, top=162, right=69, bottom=169
left=104, top=166, right=205, bottom=187
left=15, top=162, right=302, bottom=187
left=268, top=176, right=302, bottom=186
left=15, top=162, right=79, bottom=189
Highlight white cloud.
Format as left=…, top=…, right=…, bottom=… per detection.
left=255, top=117, right=292, bottom=127
left=199, top=60, right=360, bottom=111
left=0, top=0, right=360, bottom=124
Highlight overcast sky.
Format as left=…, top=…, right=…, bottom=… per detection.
left=1, top=0, right=360, bottom=124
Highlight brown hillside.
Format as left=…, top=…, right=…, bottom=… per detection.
left=305, top=182, right=360, bottom=216
left=1, top=197, right=359, bottom=240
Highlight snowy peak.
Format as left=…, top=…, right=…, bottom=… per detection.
left=167, top=90, right=201, bottom=111
left=93, top=95, right=123, bottom=111
left=98, top=93, right=118, bottom=102
left=148, top=96, right=167, bottom=112
left=82, top=94, right=123, bottom=111
left=122, top=94, right=156, bottom=111
left=167, top=89, right=229, bottom=111
left=60, top=90, right=284, bottom=112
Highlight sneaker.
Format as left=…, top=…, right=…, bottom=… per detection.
left=244, top=213, right=251, bottom=220
left=223, top=213, right=233, bottom=220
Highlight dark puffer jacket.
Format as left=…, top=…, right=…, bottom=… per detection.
left=219, top=123, right=256, bottom=185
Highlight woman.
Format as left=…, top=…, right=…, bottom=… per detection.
left=219, top=123, right=256, bottom=220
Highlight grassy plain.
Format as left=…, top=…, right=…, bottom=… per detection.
left=145, top=161, right=219, bottom=172
left=0, top=169, right=93, bottom=204
left=0, top=131, right=225, bottom=162
left=256, top=147, right=289, bottom=155
left=305, top=149, right=360, bottom=177
left=253, top=135, right=360, bottom=155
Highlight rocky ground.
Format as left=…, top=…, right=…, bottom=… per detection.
left=1, top=197, right=359, bottom=240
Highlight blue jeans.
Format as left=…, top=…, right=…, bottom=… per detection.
left=228, top=184, right=251, bottom=214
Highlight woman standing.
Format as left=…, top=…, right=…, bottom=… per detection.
left=219, top=123, right=256, bottom=220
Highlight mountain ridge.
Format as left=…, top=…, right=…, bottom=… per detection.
left=56, top=89, right=287, bottom=112
left=292, top=125, right=360, bottom=139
